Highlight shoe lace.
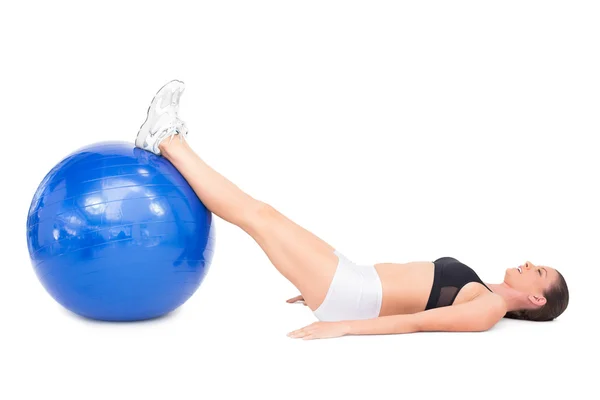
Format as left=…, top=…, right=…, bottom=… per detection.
left=157, top=121, right=188, bottom=151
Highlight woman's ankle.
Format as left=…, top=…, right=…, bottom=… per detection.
left=159, top=135, right=188, bottom=158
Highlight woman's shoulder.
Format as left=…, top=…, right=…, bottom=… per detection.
left=473, top=290, right=506, bottom=313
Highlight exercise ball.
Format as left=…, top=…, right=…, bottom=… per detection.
left=26, top=141, right=215, bottom=321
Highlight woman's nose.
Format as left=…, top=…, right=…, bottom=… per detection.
left=525, top=261, right=534, bottom=270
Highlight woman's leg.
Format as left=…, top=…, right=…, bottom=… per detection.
left=159, top=138, right=338, bottom=310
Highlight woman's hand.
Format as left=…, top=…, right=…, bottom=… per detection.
left=286, top=295, right=306, bottom=305
left=287, top=321, right=351, bottom=340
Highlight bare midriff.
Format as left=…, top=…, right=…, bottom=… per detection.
left=375, top=261, right=436, bottom=316
left=374, top=261, right=489, bottom=316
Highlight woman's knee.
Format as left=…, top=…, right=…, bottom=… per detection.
left=241, top=201, right=279, bottom=232
left=256, top=201, right=279, bottom=218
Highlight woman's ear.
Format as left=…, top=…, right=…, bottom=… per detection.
left=528, top=294, right=547, bottom=307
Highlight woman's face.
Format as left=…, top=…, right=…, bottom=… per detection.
left=505, top=261, right=559, bottom=300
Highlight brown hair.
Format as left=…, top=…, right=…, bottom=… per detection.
left=503, top=270, right=569, bottom=322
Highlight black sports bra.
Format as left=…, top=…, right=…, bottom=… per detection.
left=425, top=257, right=493, bottom=310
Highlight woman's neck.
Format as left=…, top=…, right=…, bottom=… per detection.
left=484, top=282, right=532, bottom=312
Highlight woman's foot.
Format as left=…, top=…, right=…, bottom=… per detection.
left=135, top=80, right=188, bottom=155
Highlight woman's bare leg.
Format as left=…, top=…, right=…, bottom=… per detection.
left=159, top=138, right=337, bottom=310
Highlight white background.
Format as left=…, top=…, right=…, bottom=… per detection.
left=1, top=1, right=597, bottom=399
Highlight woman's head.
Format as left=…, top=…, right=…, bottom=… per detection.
left=503, top=261, right=569, bottom=321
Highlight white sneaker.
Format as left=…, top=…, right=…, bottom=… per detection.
left=135, top=80, right=188, bottom=155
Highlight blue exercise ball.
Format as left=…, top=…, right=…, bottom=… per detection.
left=26, top=141, right=215, bottom=321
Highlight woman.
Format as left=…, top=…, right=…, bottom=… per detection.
left=136, top=80, right=569, bottom=339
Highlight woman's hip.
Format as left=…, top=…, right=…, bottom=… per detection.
left=312, top=250, right=383, bottom=321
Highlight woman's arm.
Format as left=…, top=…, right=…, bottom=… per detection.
left=288, top=293, right=506, bottom=340
left=350, top=293, right=506, bottom=334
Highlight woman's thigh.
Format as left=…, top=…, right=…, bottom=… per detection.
left=244, top=204, right=338, bottom=311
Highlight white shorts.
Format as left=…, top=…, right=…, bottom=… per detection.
left=313, top=250, right=383, bottom=322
